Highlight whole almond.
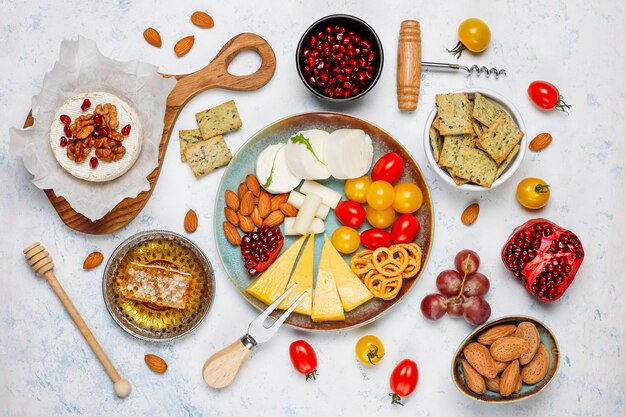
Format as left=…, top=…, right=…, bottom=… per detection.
left=225, top=190, right=240, bottom=211
left=515, top=322, right=540, bottom=365
left=499, top=360, right=520, bottom=397
left=237, top=182, right=249, bottom=201
left=461, top=203, right=480, bottom=225
left=238, top=213, right=255, bottom=233
left=251, top=207, right=263, bottom=228
left=490, top=337, right=530, bottom=362
left=143, top=27, right=162, bottom=48
left=190, top=11, right=215, bottom=28
left=463, top=342, right=497, bottom=379
left=270, top=194, right=289, bottom=212
left=461, top=359, right=485, bottom=395
left=184, top=209, right=198, bottom=233
left=224, top=207, right=239, bottom=226
left=477, top=324, right=517, bottom=346
left=279, top=203, right=298, bottom=217
left=495, top=360, right=509, bottom=374
left=263, top=210, right=284, bottom=227
left=529, top=132, right=552, bottom=151
left=223, top=222, right=241, bottom=246
left=245, top=174, right=261, bottom=197
left=258, top=192, right=271, bottom=218
left=485, top=376, right=500, bottom=392
left=174, top=35, right=194, bottom=57
left=239, top=191, right=256, bottom=216
left=521, top=344, right=549, bottom=384
left=144, top=354, right=167, bottom=374
left=83, top=251, right=104, bottom=270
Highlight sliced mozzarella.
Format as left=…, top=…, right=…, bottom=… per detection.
left=283, top=217, right=325, bottom=235
left=299, top=180, right=342, bottom=209
left=324, top=129, right=373, bottom=179
left=256, top=144, right=301, bottom=194
left=293, top=194, right=322, bottom=235
left=284, top=129, right=330, bottom=180
left=287, top=190, right=330, bottom=219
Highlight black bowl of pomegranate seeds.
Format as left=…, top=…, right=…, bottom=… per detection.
left=296, top=14, right=383, bottom=102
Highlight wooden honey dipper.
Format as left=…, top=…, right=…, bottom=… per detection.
left=23, top=243, right=131, bottom=398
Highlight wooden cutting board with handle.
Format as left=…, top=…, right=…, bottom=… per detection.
left=22, top=32, right=276, bottom=235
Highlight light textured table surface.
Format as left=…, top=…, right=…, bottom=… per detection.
left=1, top=1, right=624, bottom=416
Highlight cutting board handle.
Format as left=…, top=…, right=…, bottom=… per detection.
left=166, top=32, right=277, bottom=108
left=202, top=339, right=252, bottom=389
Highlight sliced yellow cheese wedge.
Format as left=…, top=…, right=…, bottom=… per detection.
left=246, top=235, right=306, bottom=305
left=278, top=234, right=314, bottom=316
left=311, top=236, right=345, bottom=322
left=324, top=235, right=373, bottom=311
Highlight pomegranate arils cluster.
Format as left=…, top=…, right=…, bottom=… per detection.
left=241, top=226, right=284, bottom=276
left=300, top=24, right=377, bottom=99
left=502, top=219, right=584, bottom=302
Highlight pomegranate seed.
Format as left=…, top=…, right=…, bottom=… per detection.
left=81, top=98, right=91, bottom=111
left=60, top=114, right=71, bottom=125
left=94, top=114, right=102, bottom=125
left=121, top=124, right=131, bottom=136
left=89, top=157, right=98, bottom=169
left=59, top=136, right=67, bottom=147
left=97, top=127, right=109, bottom=137
left=64, top=124, right=72, bottom=138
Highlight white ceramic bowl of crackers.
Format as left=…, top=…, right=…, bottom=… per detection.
left=423, top=88, right=526, bottom=191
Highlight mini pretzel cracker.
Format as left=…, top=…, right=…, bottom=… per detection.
left=350, top=243, right=424, bottom=300
left=372, top=246, right=409, bottom=277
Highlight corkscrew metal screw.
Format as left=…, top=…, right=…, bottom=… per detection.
left=422, top=61, right=506, bottom=78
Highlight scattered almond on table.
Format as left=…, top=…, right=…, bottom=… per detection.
left=83, top=251, right=104, bottom=270
left=528, top=132, right=552, bottom=151
left=191, top=11, right=215, bottom=29
left=461, top=202, right=480, bottom=225
left=174, top=35, right=195, bottom=57
left=144, top=354, right=168, bottom=374
left=143, top=28, right=162, bottom=48
left=184, top=209, right=198, bottom=233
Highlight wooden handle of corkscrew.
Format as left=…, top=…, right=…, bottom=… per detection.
left=397, top=20, right=422, bottom=111
left=23, top=243, right=131, bottom=398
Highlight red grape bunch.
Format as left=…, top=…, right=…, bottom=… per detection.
left=420, top=250, right=491, bottom=325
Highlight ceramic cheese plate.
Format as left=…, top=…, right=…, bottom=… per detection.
left=214, top=112, right=433, bottom=331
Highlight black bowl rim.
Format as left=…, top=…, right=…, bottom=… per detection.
left=295, top=14, right=384, bottom=102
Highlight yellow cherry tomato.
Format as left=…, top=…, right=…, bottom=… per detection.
left=355, top=335, right=385, bottom=365
left=458, top=18, right=491, bottom=53
left=366, top=181, right=395, bottom=210
left=344, top=176, right=372, bottom=203
left=331, top=226, right=360, bottom=254
left=366, top=205, right=396, bottom=229
left=392, top=183, right=423, bottom=213
left=516, top=177, right=550, bottom=209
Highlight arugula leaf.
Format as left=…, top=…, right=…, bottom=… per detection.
left=262, top=150, right=279, bottom=188
left=290, top=134, right=325, bottom=164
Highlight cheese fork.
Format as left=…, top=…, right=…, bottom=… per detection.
left=202, top=284, right=306, bottom=389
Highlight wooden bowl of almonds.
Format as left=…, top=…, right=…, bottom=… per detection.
left=451, top=315, right=560, bottom=403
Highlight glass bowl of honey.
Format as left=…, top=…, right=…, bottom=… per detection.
left=103, top=230, right=215, bottom=341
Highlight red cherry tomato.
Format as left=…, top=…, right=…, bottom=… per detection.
left=371, top=152, right=404, bottom=184
left=360, top=228, right=392, bottom=250
left=289, top=340, right=318, bottom=380
left=528, top=81, right=570, bottom=112
left=335, top=201, right=366, bottom=228
left=389, top=359, right=419, bottom=405
left=391, top=214, right=420, bottom=244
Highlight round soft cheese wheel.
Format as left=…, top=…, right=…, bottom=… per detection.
left=256, top=143, right=301, bottom=194
left=285, top=129, right=330, bottom=180
left=325, top=129, right=373, bottom=179
left=50, top=92, right=142, bottom=183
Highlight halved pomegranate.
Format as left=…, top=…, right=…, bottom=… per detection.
left=241, top=226, right=284, bottom=276
left=502, top=218, right=584, bottom=302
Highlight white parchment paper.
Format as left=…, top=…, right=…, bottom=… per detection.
left=9, top=37, right=176, bottom=221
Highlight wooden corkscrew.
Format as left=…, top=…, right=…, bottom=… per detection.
left=397, top=20, right=422, bottom=111
left=23, top=243, right=131, bottom=398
